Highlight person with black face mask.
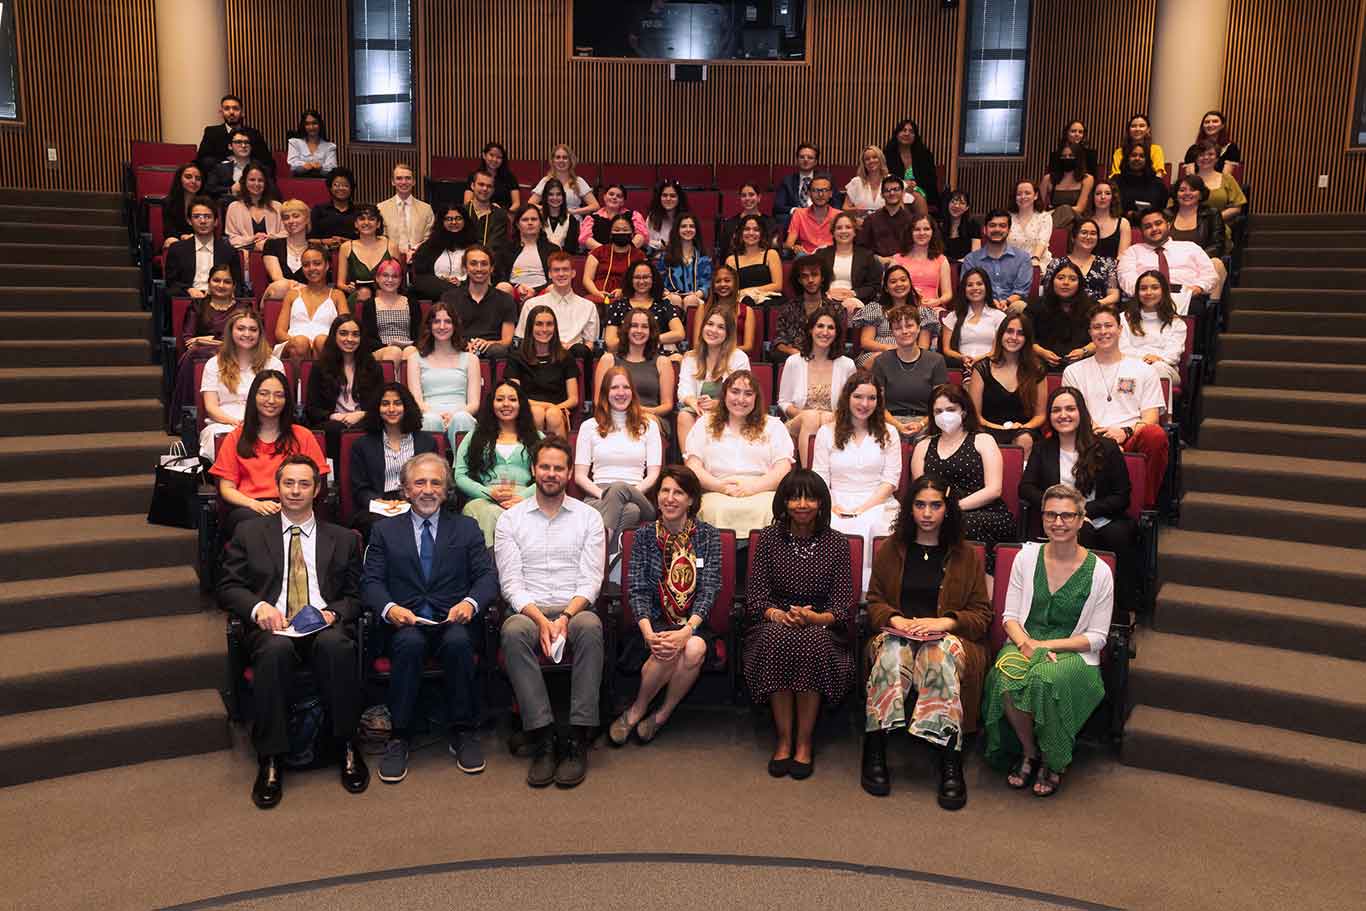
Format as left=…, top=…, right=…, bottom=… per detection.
left=582, top=214, right=646, bottom=307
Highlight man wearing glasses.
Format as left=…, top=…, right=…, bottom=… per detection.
left=207, top=130, right=262, bottom=200
left=197, top=94, right=272, bottom=178
left=164, top=196, right=243, bottom=298
left=784, top=173, right=839, bottom=256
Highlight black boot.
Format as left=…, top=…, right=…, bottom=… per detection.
left=937, top=745, right=967, bottom=810
left=526, top=726, right=558, bottom=788
left=861, top=731, right=890, bottom=796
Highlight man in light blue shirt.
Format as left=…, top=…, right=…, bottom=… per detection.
left=961, top=209, right=1034, bottom=309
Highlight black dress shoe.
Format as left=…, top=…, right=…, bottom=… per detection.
left=861, top=731, right=891, bottom=797
left=767, top=756, right=790, bottom=778
left=937, top=747, right=967, bottom=811
left=340, top=742, right=370, bottom=794
left=789, top=758, right=814, bottom=780
left=554, top=729, right=589, bottom=788
left=252, top=757, right=283, bottom=810
left=526, top=727, right=558, bottom=788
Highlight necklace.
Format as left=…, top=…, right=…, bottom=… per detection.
left=896, top=348, right=922, bottom=370
left=1097, top=357, right=1121, bottom=401
left=787, top=532, right=818, bottom=560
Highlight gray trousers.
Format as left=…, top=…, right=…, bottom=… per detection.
left=499, top=604, right=603, bottom=731
left=585, top=482, right=656, bottom=548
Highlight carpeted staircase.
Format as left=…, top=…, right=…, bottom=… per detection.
left=0, top=187, right=229, bottom=787
left=1123, top=212, right=1366, bottom=811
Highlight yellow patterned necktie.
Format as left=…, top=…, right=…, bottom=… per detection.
left=286, top=526, right=308, bottom=620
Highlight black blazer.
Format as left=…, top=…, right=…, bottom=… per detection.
left=348, top=431, right=438, bottom=511
left=1019, top=435, right=1131, bottom=536
left=493, top=235, right=560, bottom=285
left=218, top=514, right=362, bottom=625
left=1164, top=205, right=1227, bottom=260
left=196, top=123, right=271, bottom=177
left=304, top=358, right=385, bottom=427
left=164, top=236, right=243, bottom=298
left=362, top=506, right=501, bottom=620
left=814, top=245, right=883, bottom=303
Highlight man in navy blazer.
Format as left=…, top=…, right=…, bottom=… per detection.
left=363, top=452, right=498, bottom=784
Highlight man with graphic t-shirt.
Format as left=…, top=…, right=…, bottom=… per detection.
left=1062, top=302, right=1168, bottom=498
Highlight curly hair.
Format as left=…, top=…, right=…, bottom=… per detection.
left=832, top=369, right=891, bottom=450
left=707, top=369, right=767, bottom=441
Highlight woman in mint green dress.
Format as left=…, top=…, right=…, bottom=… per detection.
left=454, top=378, right=542, bottom=546
left=982, top=483, right=1114, bottom=797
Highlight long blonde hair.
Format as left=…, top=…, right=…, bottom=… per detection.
left=856, top=145, right=891, bottom=185
left=690, top=302, right=739, bottom=383
left=216, top=309, right=271, bottom=394
left=545, top=143, right=580, bottom=186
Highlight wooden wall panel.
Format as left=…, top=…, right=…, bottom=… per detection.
left=955, top=0, right=1158, bottom=211
left=1222, top=0, right=1366, bottom=213
left=0, top=0, right=160, bottom=192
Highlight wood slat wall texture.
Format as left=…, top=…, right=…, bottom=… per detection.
left=955, top=0, right=1158, bottom=212
left=1222, top=0, right=1366, bottom=213
left=0, top=0, right=160, bottom=193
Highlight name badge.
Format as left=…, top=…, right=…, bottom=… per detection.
left=695, top=558, right=705, bottom=568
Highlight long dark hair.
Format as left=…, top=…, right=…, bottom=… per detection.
left=360, top=381, right=422, bottom=434
left=1193, top=110, right=1231, bottom=147
left=1048, top=144, right=1089, bottom=184
left=892, top=474, right=963, bottom=548
left=771, top=469, right=832, bottom=537
left=167, top=161, right=204, bottom=220
left=315, top=313, right=382, bottom=405
left=237, top=161, right=279, bottom=207
left=416, top=301, right=465, bottom=356
left=948, top=267, right=995, bottom=352
left=464, top=380, right=539, bottom=480
left=1124, top=269, right=1178, bottom=334
left=731, top=213, right=770, bottom=255
left=798, top=305, right=844, bottom=360
left=1047, top=385, right=1105, bottom=497
left=878, top=263, right=922, bottom=310
left=900, top=213, right=945, bottom=258
left=417, top=203, right=467, bottom=258
left=517, top=304, right=569, bottom=363
left=647, top=179, right=688, bottom=231
left=987, top=312, right=1046, bottom=418
left=1041, top=260, right=1093, bottom=324
left=662, top=212, right=702, bottom=267
left=624, top=260, right=662, bottom=301
left=295, top=109, right=329, bottom=141
left=237, top=370, right=298, bottom=459
left=832, top=369, right=890, bottom=450
left=540, top=177, right=570, bottom=228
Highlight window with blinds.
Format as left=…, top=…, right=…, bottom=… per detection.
left=0, top=1, right=18, bottom=121
left=349, top=0, right=414, bottom=144
left=959, top=0, right=1032, bottom=157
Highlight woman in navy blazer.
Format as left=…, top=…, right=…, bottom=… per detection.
left=349, top=382, right=439, bottom=538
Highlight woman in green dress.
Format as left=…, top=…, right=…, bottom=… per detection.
left=454, top=379, right=542, bottom=546
left=982, top=483, right=1115, bottom=796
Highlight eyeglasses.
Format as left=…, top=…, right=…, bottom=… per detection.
left=190, top=213, right=215, bottom=220
left=231, top=139, right=251, bottom=146
left=255, top=391, right=288, bottom=402
left=1042, top=511, right=1081, bottom=523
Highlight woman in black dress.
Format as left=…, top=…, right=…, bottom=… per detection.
left=744, top=470, right=855, bottom=780
left=968, top=312, right=1047, bottom=460
left=503, top=304, right=580, bottom=436
left=305, top=313, right=384, bottom=458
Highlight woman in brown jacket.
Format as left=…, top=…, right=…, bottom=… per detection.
left=862, top=475, right=991, bottom=809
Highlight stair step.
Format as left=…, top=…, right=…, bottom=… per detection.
left=1218, top=333, right=1366, bottom=362
left=1130, top=630, right=1366, bottom=743
left=1240, top=266, right=1366, bottom=290
left=1214, top=359, right=1366, bottom=392
left=0, top=264, right=140, bottom=289
left=1122, top=706, right=1366, bottom=813
left=0, top=398, right=163, bottom=437
left=1183, top=449, right=1366, bottom=508
left=0, top=221, right=127, bottom=246
left=0, top=205, right=123, bottom=226
left=0, top=430, right=173, bottom=481
left=0, top=513, right=195, bottom=582
left=1251, top=211, right=1366, bottom=229
left=0, top=365, right=161, bottom=404
left=1198, top=418, right=1366, bottom=461
left=0, top=286, right=142, bottom=311
left=0, top=309, right=149, bottom=340
left=1155, top=584, right=1366, bottom=660
left=1180, top=491, right=1366, bottom=548
left=0, top=566, right=201, bottom=635
left=0, top=188, right=124, bottom=210
left=0, top=689, right=229, bottom=788
left=0, top=611, right=221, bottom=716
left=0, top=338, right=151, bottom=367
left=1242, top=247, right=1366, bottom=269
left=1202, top=386, right=1366, bottom=428
left=0, top=473, right=155, bottom=519
left=1245, top=228, right=1366, bottom=248
left=0, top=242, right=130, bottom=266
left=1225, top=310, right=1366, bottom=337
left=1231, top=288, right=1366, bottom=312
left=1159, top=528, right=1366, bottom=606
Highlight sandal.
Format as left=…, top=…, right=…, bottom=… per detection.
left=635, top=713, right=662, bottom=744
left=1007, top=754, right=1041, bottom=790
left=1032, top=766, right=1062, bottom=798
left=607, top=713, right=636, bottom=747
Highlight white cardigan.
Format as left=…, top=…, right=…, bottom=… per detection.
left=778, top=353, right=856, bottom=412
left=1003, top=541, right=1114, bottom=666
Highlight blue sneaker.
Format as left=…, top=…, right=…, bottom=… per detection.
left=378, top=738, right=409, bottom=783
left=450, top=731, right=486, bottom=774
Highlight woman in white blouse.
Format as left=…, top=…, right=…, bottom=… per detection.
left=676, top=304, right=750, bottom=445
left=685, top=370, right=794, bottom=538
left=843, top=145, right=890, bottom=218
left=778, top=308, right=855, bottom=467
left=198, top=309, right=284, bottom=458
left=1008, top=179, right=1053, bottom=267
left=812, top=370, right=902, bottom=589
left=527, top=143, right=598, bottom=217
left=1120, top=270, right=1187, bottom=409
left=286, top=110, right=338, bottom=176
left=574, top=367, right=663, bottom=553
left=940, top=268, right=1007, bottom=373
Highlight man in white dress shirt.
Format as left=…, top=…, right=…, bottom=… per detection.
left=514, top=251, right=600, bottom=359
left=494, top=436, right=606, bottom=789
left=1117, top=210, right=1218, bottom=314
left=377, top=163, right=435, bottom=258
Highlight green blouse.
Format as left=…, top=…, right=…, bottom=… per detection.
left=453, top=432, right=539, bottom=502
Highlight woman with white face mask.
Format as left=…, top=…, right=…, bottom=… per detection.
left=910, top=384, right=1016, bottom=583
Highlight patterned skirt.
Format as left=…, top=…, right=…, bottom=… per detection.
left=743, top=622, right=853, bottom=705
left=981, top=643, right=1105, bottom=772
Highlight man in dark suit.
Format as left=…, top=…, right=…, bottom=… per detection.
left=774, top=142, right=842, bottom=229
left=164, top=195, right=243, bottom=298
left=196, top=93, right=272, bottom=177
left=363, top=452, right=499, bottom=784
left=218, top=455, right=369, bottom=809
